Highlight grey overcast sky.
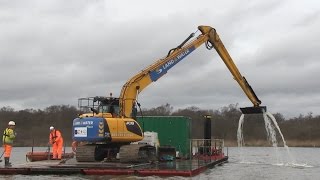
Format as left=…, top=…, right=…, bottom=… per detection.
left=0, top=0, right=319, bottom=118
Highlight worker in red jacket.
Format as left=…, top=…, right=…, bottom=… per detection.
left=49, top=126, right=64, bottom=160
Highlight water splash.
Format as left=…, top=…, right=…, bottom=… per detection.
left=265, top=112, right=286, bottom=147
left=237, top=114, right=245, bottom=161
left=263, top=112, right=282, bottom=164
left=237, top=114, right=245, bottom=147
left=266, top=112, right=296, bottom=164
left=237, top=111, right=296, bottom=165
left=272, top=162, right=313, bottom=169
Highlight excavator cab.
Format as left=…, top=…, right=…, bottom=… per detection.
left=240, top=106, right=267, bottom=114
left=95, top=97, right=120, bottom=115
left=78, top=96, right=120, bottom=118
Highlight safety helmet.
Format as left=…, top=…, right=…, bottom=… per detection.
left=8, top=121, right=15, bottom=126
left=50, top=126, right=54, bottom=131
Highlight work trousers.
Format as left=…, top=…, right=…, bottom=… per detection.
left=52, top=140, right=63, bottom=159
left=3, top=144, right=12, bottom=158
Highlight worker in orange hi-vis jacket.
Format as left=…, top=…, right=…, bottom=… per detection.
left=49, top=126, right=64, bottom=160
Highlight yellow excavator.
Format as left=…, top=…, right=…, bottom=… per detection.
left=72, top=25, right=266, bottom=162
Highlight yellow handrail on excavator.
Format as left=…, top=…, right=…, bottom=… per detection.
left=119, top=25, right=266, bottom=118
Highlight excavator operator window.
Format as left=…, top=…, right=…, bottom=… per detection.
left=109, top=105, right=120, bottom=117
left=99, top=105, right=109, bottom=113
left=98, top=105, right=120, bottom=117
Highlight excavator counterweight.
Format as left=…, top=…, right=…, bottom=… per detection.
left=240, top=106, right=267, bottom=114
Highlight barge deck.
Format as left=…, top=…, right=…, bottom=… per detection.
left=0, top=156, right=228, bottom=177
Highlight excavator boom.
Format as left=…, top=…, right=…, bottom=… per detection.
left=119, top=25, right=266, bottom=117
left=198, top=26, right=266, bottom=114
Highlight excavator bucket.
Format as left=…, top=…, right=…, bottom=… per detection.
left=240, top=106, right=267, bottom=114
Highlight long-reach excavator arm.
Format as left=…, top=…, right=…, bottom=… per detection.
left=73, top=25, right=266, bottom=163
left=119, top=25, right=266, bottom=118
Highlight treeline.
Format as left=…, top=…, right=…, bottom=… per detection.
left=0, top=104, right=320, bottom=147
left=0, top=105, right=78, bottom=147
left=140, top=103, right=320, bottom=147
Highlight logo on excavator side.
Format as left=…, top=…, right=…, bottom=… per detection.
left=126, top=121, right=135, bottom=125
left=150, top=46, right=195, bottom=81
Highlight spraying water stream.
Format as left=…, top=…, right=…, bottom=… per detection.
left=237, top=111, right=300, bottom=166
left=237, top=114, right=245, bottom=161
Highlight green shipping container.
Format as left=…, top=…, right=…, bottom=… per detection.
left=136, top=116, right=191, bottom=158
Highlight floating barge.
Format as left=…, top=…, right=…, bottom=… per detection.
left=0, top=139, right=228, bottom=177
left=0, top=155, right=228, bottom=177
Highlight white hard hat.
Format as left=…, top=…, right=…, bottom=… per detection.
left=8, top=121, right=15, bottom=126
left=50, top=126, right=54, bottom=130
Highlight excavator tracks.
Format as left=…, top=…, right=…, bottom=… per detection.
left=76, top=144, right=156, bottom=163
left=76, top=145, right=96, bottom=162
left=119, top=144, right=156, bottom=163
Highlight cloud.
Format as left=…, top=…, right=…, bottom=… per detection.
left=0, top=0, right=319, bottom=118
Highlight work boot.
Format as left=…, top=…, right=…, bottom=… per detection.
left=4, top=157, right=12, bottom=167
